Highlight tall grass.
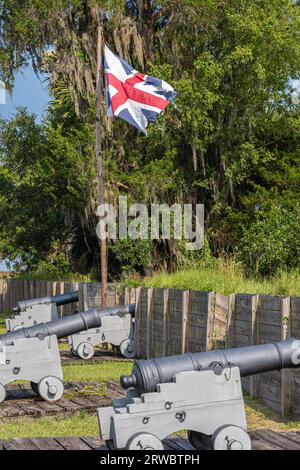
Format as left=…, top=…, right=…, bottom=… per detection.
left=123, top=258, right=300, bottom=296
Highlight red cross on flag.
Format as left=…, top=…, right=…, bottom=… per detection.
left=104, top=45, right=176, bottom=135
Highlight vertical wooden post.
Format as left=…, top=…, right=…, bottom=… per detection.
left=182, top=290, right=189, bottom=354
left=9, top=279, right=15, bottom=311
left=130, top=287, right=136, bottom=304
left=225, top=294, right=236, bottom=349
left=46, top=281, right=52, bottom=297
left=59, top=282, right=65, bottom=317
left=124, top=287, right=130, bottom=304
left=0, top=279, right=3, bottom=313
left=205, top=292, right=216, bottom=350
left=281, top=296, right=292, bottom=417
left=30, top=280, right=35, bottom=299
left=250, top=294, right=260, bottom=399
left=115, top=285, right=120, bottom=306
left=134, top=287, right=141, bottom=357
left=52, top=281, right=57, bottom=297
left=163, top=288, right=169, bottom=357
left=3, top=280, right=7, bottom=311
left=23, top=279, right=28, bottom=300
left=79, top=283, right=88, bottom=311
left=9, top=279, right=14, bottom=311
left=146, top=288, right=153, bottom=358
left=95, top=25, right=107, bottom=307
left=19, top=279, right=25, bottom=302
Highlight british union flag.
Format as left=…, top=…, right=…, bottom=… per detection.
left=104, top=45, right=176, bottom=135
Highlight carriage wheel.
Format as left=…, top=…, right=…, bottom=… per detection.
left=119, top=339, right=135, bottom=359
left=212, top=425, right=251, bottom=450
left=126, top=433, right=164, bottom=450
left=38, top=376, right=64, bottom=402
left=77, top=342, right=95, bottom=360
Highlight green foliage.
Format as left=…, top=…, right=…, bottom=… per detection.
left=238, top=208, right=300, bottom=276
left=24, top=252, right=73, bottom=281
left=111, top=239, right=152, bottom=275
left=1, top=1, right=300, bottom=279
left=0, top=107, right=96, bottom=272
left=178, top=236, right=215, bottom=268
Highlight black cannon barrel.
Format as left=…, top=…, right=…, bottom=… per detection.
left=0, top=303, right=135, bottom=347
left=121, top=338, right=300, bottom=393
left=13, top=291, right=79, bottom=312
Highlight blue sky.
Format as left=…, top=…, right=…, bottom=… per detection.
left=0, top=66, right=50, bottom=122
left=0, top=66, right=49, bottom=270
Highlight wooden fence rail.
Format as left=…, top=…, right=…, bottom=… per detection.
left=1, top=279, right=300, bottom=418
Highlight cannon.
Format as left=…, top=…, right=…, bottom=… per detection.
left=0, top=303, right=135, bottom=403
left=98, top=338, right=300, bottom=450
left=68, top=310, right=135, bottom=360
left=6, top=291, right=79, bottom=332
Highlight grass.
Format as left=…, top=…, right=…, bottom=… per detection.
left=0, top=312, right=8, bottom=335
left=0, top=411, right=99, bottom=439
left=245, top=395, right=300, bottom=432
left=124, top=259, right=300, bottom=296
left=62, top=361, right=132, bottom=383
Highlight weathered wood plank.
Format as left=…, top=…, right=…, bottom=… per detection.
left=249, top=295, right=259, bottom=399
left=54, top=398, right=83, bottom=413
left=16, top=402, right=45, bottom=416
left=80, top=436, right=106, bottom=450
left=4, top=438, right=39, bottom=451
left=30, top=437, right=65, bottom=451
left=55, top=437, right=92, bottom=450
left=251, top=435, right=283, bottom=450
left=259, top=295, right=283, bottom=312
left=254, top=429, right=300, bottom=450
left=279, top=431, right=300, bottom=445
left=69, top=397, right=101, bottom=409
left=182, top=290, right=189, bottom=353
left=259, top=382, right=281, bottom=404
left=0, top=404, right=26, bottom=418
left=281, top=297, right=292, bottom=417
left=36, top=401, right=66, bottom=415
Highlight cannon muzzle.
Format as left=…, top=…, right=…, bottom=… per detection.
left=0, top=303, right=135, bottom=347
left=13, top=290, right=79, bottom=313
left=120, top=338, right=300, bottom=393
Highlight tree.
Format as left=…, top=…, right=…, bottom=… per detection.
left=1, top=1, right=300, bottom=276
left=0, top=107, right=96, bottom=271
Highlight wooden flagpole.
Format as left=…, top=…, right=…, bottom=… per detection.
left=95, top=25, right=107, bottom=307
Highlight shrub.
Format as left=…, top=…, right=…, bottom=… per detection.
left=238, top=208, right=300, bottom=276
left=111, top=239, right=152, bottom=275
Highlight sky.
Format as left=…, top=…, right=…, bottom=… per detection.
left=0, top=67, right=50, bottom=270
left=0, top=67, right=50, bottom=122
